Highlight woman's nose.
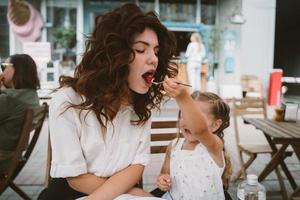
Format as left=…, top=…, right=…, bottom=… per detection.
left=148, top=51, right=158, bottom=68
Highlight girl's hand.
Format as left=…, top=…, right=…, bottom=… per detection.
left=0, top=74, right=4, bottom=88
left=156, top=174, right=171, bottom=191
left=163, top=76, right=189, bottom=100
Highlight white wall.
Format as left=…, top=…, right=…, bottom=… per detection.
left=241, top=0, right=276, bottom=88
left=217, top=0, right=276, bottom=92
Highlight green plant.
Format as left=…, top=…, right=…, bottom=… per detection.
left=52, top=26, right=76, bottom=49
left=206, top=26, right=222, bottom=64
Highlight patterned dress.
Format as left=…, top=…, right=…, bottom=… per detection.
left=162, top=138, right=225, bottom=200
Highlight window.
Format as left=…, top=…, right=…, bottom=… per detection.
left=0, top=5, right=9, bottom=60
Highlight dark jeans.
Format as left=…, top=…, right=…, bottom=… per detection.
left=37, top=178, right=86, bottom=200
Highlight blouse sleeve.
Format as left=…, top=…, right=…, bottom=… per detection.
left=131, top=119, right=151, bottom=166
left=49, top=89, right=87, bottom=178
left=185, top=43, right=193, bottom=58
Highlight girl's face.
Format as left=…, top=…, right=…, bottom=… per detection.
left=0, top=58, right=15, bottom=88
left=179, top=101, right=220, bottom=143
left=128, top=28, right=159, bottom=94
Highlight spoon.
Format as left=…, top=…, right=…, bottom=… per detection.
left=152, top=80, right=192, bottom=87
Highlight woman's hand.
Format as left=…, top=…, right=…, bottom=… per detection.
left=162, top=76, right=189, bottom=101
left=156, top=174, right=171, bottom=191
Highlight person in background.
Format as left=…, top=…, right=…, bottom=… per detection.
left=40, top=3, right=177, bottom=200
left=157, top=78, right=232, bottom=200
left=0, top=54, right=40, bottom=173
left=185, top=32, right=206, bottom=90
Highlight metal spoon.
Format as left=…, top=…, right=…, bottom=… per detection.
left=152, top=80, right=192, bottom=87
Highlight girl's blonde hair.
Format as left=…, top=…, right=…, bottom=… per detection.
left=190, top=91, right=232, bottom=190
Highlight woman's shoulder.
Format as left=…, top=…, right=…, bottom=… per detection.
left=51, top=87, right=82, bottom=105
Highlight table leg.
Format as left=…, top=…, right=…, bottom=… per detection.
left=258, top=143, right=289, bottom=182
left=262, top=134, right=297, bottom=190
left=290, top=144, right=300, bottom=197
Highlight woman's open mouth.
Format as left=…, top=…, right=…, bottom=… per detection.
left=142, top=70, right=155, bottom=85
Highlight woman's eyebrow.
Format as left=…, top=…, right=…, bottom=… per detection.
left=133, top=41, right=159, bottom=48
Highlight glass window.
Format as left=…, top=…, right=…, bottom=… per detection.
left=159, top=0, right=197, bottom=22
left=45, top=0, right=77, bottom=86
left=201, top=0, right=217, bottom=25
left=0, top=5, right=9, bottom=60
left=139, top=0, right=155, bottom=12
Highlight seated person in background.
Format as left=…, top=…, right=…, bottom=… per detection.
left=157, top=80, right=232, bottom=200
left=0, top=54, right=40, bottom=173
left=58, top=50, right=76, bottom=77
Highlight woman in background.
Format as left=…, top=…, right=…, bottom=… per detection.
left=0, top=54, right=40, bottom=173
left=185, top=32, right=206, bottom=90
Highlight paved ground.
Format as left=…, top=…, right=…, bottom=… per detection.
left=1, top=100, right=300, bottom=200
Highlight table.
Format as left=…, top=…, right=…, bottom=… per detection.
left=244, top=118, right=300, bottom=198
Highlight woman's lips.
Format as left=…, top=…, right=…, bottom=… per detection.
left=142, top=71, right=155, bottom=84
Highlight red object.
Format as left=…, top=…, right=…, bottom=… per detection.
left=268, top=69, right=283, bottom=105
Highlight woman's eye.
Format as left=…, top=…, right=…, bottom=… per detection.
left=135, top=49, right=144, bottom=53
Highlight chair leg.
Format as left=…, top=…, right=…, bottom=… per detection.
left=9, top=182, right=31, bottom=200
left=233, top=152, right=257, bottom=181
left=274, top=167, right=288, bottom=200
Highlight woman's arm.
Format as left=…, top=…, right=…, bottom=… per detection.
left=85, top=164, right=144, bottom=200
left=67, top=173, right=107, bottom=194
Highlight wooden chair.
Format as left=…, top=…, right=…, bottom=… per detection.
left=0, top=104, right=48, bottom=200
left=150, top=118, right=179, bottom=154
left=232, top=97, right=293, bottom=198
left=240, top=75, right=263, bottom=98
left=138, top=118, right=179, bottom=189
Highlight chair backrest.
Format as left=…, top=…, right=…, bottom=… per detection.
left=0, top=104, right=47, bottom=193
left=232, top=97, right=267, bottom=144
left=241, top=75, right=263, bottom=97
left=150, top=118, right=179, bottom=154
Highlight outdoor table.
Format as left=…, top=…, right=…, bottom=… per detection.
left=243, top=118, right=300, bottom=198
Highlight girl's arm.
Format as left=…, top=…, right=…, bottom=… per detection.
left=163, top=78, right=223, bottom=154
left=157, top=143, right=172, bottom=191
left=160, top=142, right=171, bottom=174
left=85, top=164, right=144, bottom=200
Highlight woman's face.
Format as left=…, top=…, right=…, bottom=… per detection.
left=128, top=28, right=159, bottom=94
left=0, top=58, right=15, bottom=88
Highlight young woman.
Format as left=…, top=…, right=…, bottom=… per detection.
left=0, top=54, right=40, bottom=173
left=185, top=32, right=206, bottom=90
left=42, top=3, right=178, bottom=200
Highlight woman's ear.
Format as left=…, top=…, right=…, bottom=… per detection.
left=212, top=119, right=223, bottom=133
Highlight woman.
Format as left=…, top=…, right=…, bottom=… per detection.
left=43, top=3, right=178, bottom=200
left=0, top=54, right=40, bottom=173
left=185, top=32, right=206, bottom=90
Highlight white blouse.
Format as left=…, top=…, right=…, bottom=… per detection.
left=49, top=87, right=151, bottom=178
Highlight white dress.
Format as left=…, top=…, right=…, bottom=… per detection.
left=163, top=138, right=225, bottom=200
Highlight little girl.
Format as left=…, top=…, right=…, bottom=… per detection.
left=157, top=77, right=232, bottom=200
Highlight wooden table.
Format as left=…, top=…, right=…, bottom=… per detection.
left=244, top=118, right=300, bottom=198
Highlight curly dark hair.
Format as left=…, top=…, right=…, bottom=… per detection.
left=60, top=3, right=178, bottom=127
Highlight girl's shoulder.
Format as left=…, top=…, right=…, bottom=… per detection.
left=170, top=138, right=184, bottom=150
